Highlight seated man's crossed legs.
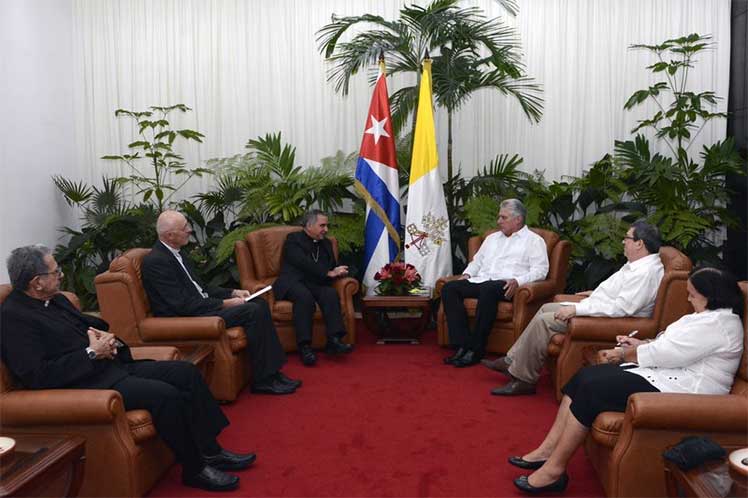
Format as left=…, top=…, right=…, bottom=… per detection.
left=284, top=282, right=352, bottom=367
left=115, top=360, right=256, bottom=491
left=483, top=302, right=568, bottom=395
left=213, top=300, right=301, bottom=394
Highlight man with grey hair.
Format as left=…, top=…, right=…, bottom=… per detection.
left=441, top=199, right=549, bottom=367
left=1, top=245, right=255, bottom=491
left=142, top=210, right=300, bottom=395
left=274, top=209, right=353, bottom=366
left=487, top=220, right=664, bottom=396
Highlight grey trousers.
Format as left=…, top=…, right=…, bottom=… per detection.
left=506, top=302, right=570, bottom=384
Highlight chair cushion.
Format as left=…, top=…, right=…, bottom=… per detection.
left=246, top=227, right=301, bottom=280
left=226, top=326, right=248, bottom=353
left=659, top=246, right=693, bottom=272
left=110, top=248, right=153, bottom=316
left=127, top=409, right=158, bottom=444
left=462, top=299, right=514, bottom=322
left=590, top=411, right=624, bottom=448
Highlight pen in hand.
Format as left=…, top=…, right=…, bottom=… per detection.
left=616, top=330, right=639, bottom=347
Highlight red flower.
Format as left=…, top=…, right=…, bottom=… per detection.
left=373, top=261, right=423, bottom=296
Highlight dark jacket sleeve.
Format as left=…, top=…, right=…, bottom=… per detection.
left=141, top=255, right=224, bottom=316
left=282, top=235, right=333, bottom=284
left=1, top=307, right=98, bottom=389
left=56, top=295, right=136, bottom=363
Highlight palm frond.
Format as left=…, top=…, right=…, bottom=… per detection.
left=52, top=176, right=94, bottom=207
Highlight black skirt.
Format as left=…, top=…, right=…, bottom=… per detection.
left=561, top=364, right=660, bottom=427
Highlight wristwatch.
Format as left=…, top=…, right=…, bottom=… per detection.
left=85, top=347, right=97, bottom=360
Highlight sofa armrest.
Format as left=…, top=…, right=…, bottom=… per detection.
left=514, top=279, right=558, bottom=304
left=553, top=294, right=584, bottom=303
left=130, top=346, right=180, bottom=361
left=626, top=392, right=748, bottom=431
left=0, top=389, right=124, bottom=425
left=566, top=317, right=657, bottom=341
left=332, top=276, right=360, bottom=297
left=139, top=316, right=224, bottom=341
left=434, top=275, right=463, bottom=298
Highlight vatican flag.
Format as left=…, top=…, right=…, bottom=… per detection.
left=404, top=58, right=452, bottom=290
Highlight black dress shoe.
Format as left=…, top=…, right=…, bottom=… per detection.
left=325, top=336, right=353, bottom=354
left=443, top=347, right=467, bottom=365
left=513, top=473, right=568, bottom=494
left=491, top=379, right=537, bottom=396
left=204, top=449, right=257, bottom=471
left=299, top=344, right=317, bottom=366
left=182, top=465, right=239, bottom=491
left=452, top=350, right=482, bottom=367
left=251, top=377, right=296, bottom=394
left=508, top=456, right=547, bottom=470
left=275, top=371, right=302, bottom=389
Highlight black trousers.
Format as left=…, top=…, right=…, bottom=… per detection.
left=276, top=282, right=345, bottom=346
left=114, top=360, right=229, bottom=476
left=441, top=279, right=510, bottom=355
left=562, top=364, right=660, bottom=427
left=208, top=300, right=286, bottom=382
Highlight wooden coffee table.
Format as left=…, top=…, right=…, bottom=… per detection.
left=664, top=449, right=748, bottom=497
left=0, top=434, right=85, bottom=497
left=361, top=295, right=432, bottom=344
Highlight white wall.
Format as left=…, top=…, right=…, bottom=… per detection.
left=0, top=0, right=733, bottom=282
left=0, top=0, right=77, bottom=283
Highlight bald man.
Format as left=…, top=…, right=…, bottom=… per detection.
left=141, top=210, right=300, bottom=395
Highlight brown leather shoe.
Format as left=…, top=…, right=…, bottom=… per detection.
left=481, top=356, right=511, bottom=374
left=490, top=379, right=536, bottom=396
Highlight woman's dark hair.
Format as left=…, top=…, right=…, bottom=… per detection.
left=689, top=267, right=744, bottom=317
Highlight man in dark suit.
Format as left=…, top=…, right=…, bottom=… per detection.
left=1, top=244, right=255, bottom=492
left=141, top=210, right=300, bottom=395
left=274, top=210, right=353, bottom=366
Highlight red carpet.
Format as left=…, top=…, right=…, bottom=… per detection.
left=148, top=323, right=605, bottom=497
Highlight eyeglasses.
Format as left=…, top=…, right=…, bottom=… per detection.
left=36, top=268, right=63, bottom=277
left=623, top=236, right=637, bottom=241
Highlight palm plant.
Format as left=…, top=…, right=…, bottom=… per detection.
left=317, top=0, right=543, bottom=179
left=51, top=175, right=158, bottom=309
left=613, top=34, right=744, bottom=262
left=209, top=132, right=358, bottom=264
left=102, top=104, right=212, bottom=211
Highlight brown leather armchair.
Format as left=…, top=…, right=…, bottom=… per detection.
left=434, top=228, right=572, bottom=354
left=0, top=285, right=175, bottom=497
left=548, top=246, right=693, bottom=400
left=584, top=281, right=748, bottom=497
left=234, top=226, right=360, bottom=351
left=95, top=248, right=250, bottom=402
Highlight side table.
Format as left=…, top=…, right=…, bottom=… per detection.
left=361, top=295, right=432, bottom=344
left=0, top=434, right=85, bottom=497
left=664, top=452, right=748, bottom=498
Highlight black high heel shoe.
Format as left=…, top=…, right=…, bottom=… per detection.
left=513, top=473, right=569, bottom=494
left=508, top=456, right=547, bottom=470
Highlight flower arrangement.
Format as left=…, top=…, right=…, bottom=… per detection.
left=373, top=262, right=422, bottom=296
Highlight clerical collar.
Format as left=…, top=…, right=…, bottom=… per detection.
left=160, top=240, right=182, bottom=257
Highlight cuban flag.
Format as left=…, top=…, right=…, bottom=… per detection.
left=355, top=61, right=401, bottom=295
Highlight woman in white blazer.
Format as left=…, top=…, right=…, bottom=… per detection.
left=509, top=267, right=744, bottom=494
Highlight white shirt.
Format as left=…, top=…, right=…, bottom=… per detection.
left=160, top=241, right=208, bottom=298
left=574, top=253, right=664, bottom=317
left=463, top=226, right=549, bottom=286
left=628, top=309, right=743, bottom=395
